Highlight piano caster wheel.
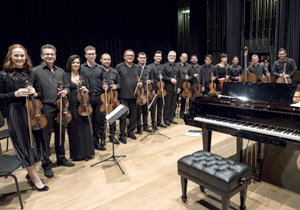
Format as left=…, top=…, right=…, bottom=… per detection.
left=200, top=186, right=205, bottom=192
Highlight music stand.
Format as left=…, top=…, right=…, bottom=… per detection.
left=140, top=94, right=171, bottom=141
left=91, top=105, right=128, bottom=174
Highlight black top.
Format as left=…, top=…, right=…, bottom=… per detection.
left=190, top=64, right=204, bottom=87
left=33, top=62, right=69, bottom=104
left=272, top=58, right=297, bottom=77
left=162, top=62, right=181, bottom=92
left=216, top=64, right=230, bottom=79
left=80, top=62, right=103, bottom=93
left=116, top=62, right=141, bottom=99
left=248, top=64, right=266, bottom=81
left=148, top=62, right=164, bottom=91
left=176, top=62, right=192, bottom=82
left=0, top=69, right=37, bottom=103
left=201, top=64, right=219, bottom=87
left=100, top=67, right=120, bottom=91
left=229, top=64, right=242, bottom=81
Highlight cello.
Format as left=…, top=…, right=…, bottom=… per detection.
left=55, top=81, right=72, bottom=145
left=239, top=46, right=257, bottom=82
left=24, top=80, right=48, bottom=148
left=261, top=61, right=276, bottom=83
left=276, top=62, right=292, bottom=84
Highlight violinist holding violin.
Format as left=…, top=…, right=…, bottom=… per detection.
left=148, top=50, right=166, bottom=129
left=201, top=54, right=218, bottom=95
left=116, top=49, right=143, bottom=144
left=33, top=44, right=74, bottom=179
left=272, top=48, right=297, bottom=83
left=100, top=53, right=120, bottom=145
left=177, top=53, right=192, bottom=119
left=136, top=52, right=153, bottom=135
left=65, top=55, right=94, bottom=161
left=1, top=44, right=48, bottom=191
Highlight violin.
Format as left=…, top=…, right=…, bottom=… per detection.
left=55, top=81, right=72, bottom=145
left=144, top=75, right=153, bottom=104
left=193, top=76, right=202, bottom=98
left=100, top=79, right=113, bottom=114
left=55, top=81, right=72, bottom=125
left=77, top=77, right=93, bottom=134
left=24, top=80, right=48, bottom=148
left=182, top=71, right=192, bottom=99
left=239, top=46, right=257, bottom=82
left=136, top=75, right=147, bottom=105
left=157, top=71, right=166, bottom=105
left=276, top=62, right=292, bottom=84
left=109, top=78, right=120, bottom=109
left=208, top=72, right=218, bottom=95
left=77, top=77, right=93, bottom=116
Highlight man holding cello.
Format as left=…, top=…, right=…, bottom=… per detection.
left=33, top=44, right=74, bottom=179
left=272, top=48, right=297, bottom=83
left=100, top=53, right=120, bottom=145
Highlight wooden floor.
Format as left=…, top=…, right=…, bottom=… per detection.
left=1, top=118, right=300, bottom=210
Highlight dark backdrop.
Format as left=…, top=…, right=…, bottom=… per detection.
left=0, top=0, right=178, bottom=68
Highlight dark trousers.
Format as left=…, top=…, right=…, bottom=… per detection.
left=137, top=103, right=149, bottom=130
left=163, top=91, right=177, bottom=122
left=150, top=96, right=163, bottom=125
left=89, top=94, right=105, bottom=144
left=41, top=104, right=66, bottom=169
left=99, top=111, right=116, bottom=139
left=180, top=96, right=187, bottom=116
left=119, top=98, right=137, bottom=137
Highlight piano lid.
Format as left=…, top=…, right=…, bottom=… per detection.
left=221, top=82, right=297, bottom=105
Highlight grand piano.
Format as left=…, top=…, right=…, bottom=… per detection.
left=185, top=82, right=300, bottom=180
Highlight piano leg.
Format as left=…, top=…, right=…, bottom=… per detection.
left=202, top=126, right=212, bottom=152
left=236, top=137, right=243, bottom=162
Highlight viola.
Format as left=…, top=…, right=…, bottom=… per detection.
left=136, top=75, right=147, bottom=105
left=181, top=71, right=192, bottom=99
left=55, top=81, right=72, bottom=125
left=157, top=71, right=166, bottom=105
left=109, top=78, right=120, bottom=109
left=193, top=76, right=202, bottom=98
left=208, top=72, right=218, bottom=95
left=239, top=46, right=257, bottom=82
left=100, top=79, right=113, bottom=114
left=144, top=75, right=153, bottom=103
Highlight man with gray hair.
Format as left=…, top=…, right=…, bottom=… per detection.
left=162, top=51, right=181, bottom=126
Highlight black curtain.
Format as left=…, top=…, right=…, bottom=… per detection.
left=277, top=0, right=300, bottom=67
left=0, top=0, right=177, bottom=68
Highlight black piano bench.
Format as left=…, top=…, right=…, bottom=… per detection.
left=178, top=150, right=252, bottom=210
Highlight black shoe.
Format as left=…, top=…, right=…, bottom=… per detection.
left=169, top=120, right=178, bottom=124
left=164, top=121, right=170, bottom=126
left=135, top=130, right=143, bottom=135
left=109, top=137, right=120, bottom=145
left=94, top=143, right=103, bottom=150
left=44, top=168, right=54, bottom=178
left=26, top=174, right=49, bottom=191
left=119, top=136, right=127, bottom=144
left=152, top=125, right=158, bottom=130
left=99, top=144, right=106, bottom=151
left=57, top=158, right=75, bottom=167
left=157, top=123, right=167, bottom=128
left=180, top=115, right=184, bottom=119
left=128, top=132, right=137, bottom=140
left=143, top=127, right=152, bottom=133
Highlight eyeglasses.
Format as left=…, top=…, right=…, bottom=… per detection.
left=43, top=53, right=56, bottom=57
left=125, top=54, right=134, bottom=57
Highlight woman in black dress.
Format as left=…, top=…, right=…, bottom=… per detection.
left=65, top=55, right=94, bottom=161
left=0, top=44, right=48, bottom=191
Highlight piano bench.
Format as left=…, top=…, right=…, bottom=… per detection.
left=178, top=150, right=252, bottom=210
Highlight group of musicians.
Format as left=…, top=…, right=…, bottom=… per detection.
left=0, top=43, right=297, bottom=192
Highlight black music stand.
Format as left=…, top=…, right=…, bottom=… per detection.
left=140, top=94, right=171, bottom=141
left=91, top=105, right=128, bottom=174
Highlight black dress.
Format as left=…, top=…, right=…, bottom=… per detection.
left=65, top=72, right=94, bottom=160
left=0, top=69, right=47, bottom=167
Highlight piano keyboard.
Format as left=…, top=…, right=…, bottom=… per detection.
left=194, top=115, right=300, bottom=141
